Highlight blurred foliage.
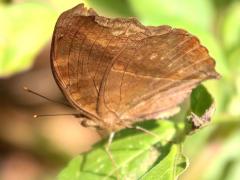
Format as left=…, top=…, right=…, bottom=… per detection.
left=0, top=1, right=56, bottom=77
left=1, top=0, right=240, bottom=179
left=85, top=0, right=134, bottom=17
left=0, top=0, right=81, bottom=77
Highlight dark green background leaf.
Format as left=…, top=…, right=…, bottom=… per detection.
left=191, top=85, right=213, bottom=116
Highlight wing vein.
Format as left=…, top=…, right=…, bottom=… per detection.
left=85, top=26, right=105, bottom=94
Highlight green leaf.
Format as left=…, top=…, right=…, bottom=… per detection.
left=58, top=120, right=187, bottom=180
left=140, top=144, right=188, bottom=180
left=190, top=85, right=213, bottom=117
left=0, top=2, right=58, bottom=77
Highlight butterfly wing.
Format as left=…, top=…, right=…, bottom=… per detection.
left=51, top=4, right=219, bottom=125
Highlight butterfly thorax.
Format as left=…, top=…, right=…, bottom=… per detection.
left=100, top=111, right=127, bottom=132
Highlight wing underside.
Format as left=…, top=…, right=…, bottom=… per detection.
left=51, top=4, right=219, bottom=123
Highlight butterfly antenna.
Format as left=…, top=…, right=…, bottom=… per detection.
left=33, top=113, right=82, bottom=118
left=23, top=86, right=72, bottom=108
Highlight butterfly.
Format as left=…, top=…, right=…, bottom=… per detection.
left=50, top=3, right=219, bottom=134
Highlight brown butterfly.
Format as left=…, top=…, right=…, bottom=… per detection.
left=50, top=4, right=219, bottom=134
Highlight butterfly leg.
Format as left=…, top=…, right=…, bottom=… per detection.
left=123, top=120, right=161, bottom=139
left=135, top=126, right=160, bottom=139
left=135, top=126, right=174, bottom=144
left=104, top=132, right=120, bottom=180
